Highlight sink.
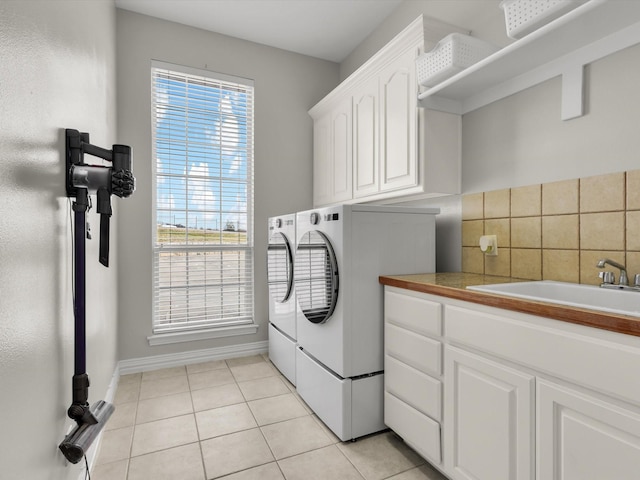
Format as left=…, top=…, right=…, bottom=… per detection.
left=467, top=280, right=640, bottom=317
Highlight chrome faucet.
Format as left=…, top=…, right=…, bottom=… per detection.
left=597, top=258, right=628, bottom=286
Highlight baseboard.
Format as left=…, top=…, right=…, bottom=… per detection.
left=117, top=340, right=269, bottom=375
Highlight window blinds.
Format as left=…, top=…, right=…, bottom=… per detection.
left=151, top=62, right=254, bottom=334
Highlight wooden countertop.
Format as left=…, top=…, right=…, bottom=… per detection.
left=379, top=273, right=640, bottom=337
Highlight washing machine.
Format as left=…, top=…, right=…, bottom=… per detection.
left=294, top=204, right=439, bottom=441
left=267, top=214, right=297, bottom=385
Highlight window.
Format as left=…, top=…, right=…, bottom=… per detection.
left=151, top=62, right=255, bottom=344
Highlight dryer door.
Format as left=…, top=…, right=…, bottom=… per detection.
left=295, top=230, right=339, bottom=324
left=267, top=231, right=294, bottom=303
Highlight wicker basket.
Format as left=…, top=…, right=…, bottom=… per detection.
left=500, top=0, right=587, bottom=39
left=416, top=33, right=499, bottom=88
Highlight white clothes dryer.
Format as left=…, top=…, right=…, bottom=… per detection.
left=294, top=204, right=439, bottom=441
left=267, top=214, right=296, bottom=385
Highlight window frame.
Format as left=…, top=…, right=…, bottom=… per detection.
left=148, top=60, right=257, bottom=346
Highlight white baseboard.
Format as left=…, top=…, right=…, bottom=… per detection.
left=117, top=340, right=269, bottom=375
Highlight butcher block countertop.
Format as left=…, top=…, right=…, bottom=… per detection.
left=379, top=273, right=640, bottom=338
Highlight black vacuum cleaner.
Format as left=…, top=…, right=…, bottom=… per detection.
left=58, top=129, right=135, bottom=464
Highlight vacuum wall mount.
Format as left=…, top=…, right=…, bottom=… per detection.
left=59, top=129, right=135, bottom=464
left=65, top=128, right=135, bottom=267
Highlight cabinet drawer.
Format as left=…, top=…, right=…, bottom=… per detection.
left=386, top=323, right=441, bottom=376
left=385, top=391, right=441, bottom=464
left=385, top=355, right=441, bottom=421
left=385, top=290, right=442, bottom=336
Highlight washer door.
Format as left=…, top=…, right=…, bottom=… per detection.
left=295, top=230, right=339, bottom=324
left=267, top=232, right=294, bottom=303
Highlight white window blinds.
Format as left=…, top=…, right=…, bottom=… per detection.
left=151, top=62, right=254, bottom=334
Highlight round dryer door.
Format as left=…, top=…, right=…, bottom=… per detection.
left=294, top=230, right=339, bottom=324
left=267, top=232, right=294, bottom=303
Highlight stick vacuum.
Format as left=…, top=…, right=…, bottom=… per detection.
left=59, top=129, right=135, bottom=464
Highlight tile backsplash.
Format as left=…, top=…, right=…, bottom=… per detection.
left=461, top=170, right=640, bottom=285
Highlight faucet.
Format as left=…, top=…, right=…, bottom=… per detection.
left=597, top=258, right=628, bottom=286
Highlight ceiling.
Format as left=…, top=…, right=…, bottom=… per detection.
left=115, top=0, right=405, bottom=63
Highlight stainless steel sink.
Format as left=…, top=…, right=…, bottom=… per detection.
left=467, top=280, right=640, bottom=317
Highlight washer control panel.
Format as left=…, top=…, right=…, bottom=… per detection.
left=309, top=212, right=340, bottom=224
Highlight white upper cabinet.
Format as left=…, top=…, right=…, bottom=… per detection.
left=330, top=96, right=353, bottom=203
left=378, top=47, right=418, bottom=194
left=312, top=96, right=352, bottom=206
left=309, top=15, right=463, bottom=207
left=353, top=75, right=379, bottom=199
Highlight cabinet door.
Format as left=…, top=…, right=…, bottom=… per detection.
left=379, top=47, right=418, bottom=192
left=330, top=96, right=352, bottom=203
left=353, top=76, right=379, bottom=198
left=444, top=346, right=534, bottom=480
left=312, top=98, right=353, bottom=207
left=312, top=112, right=332, bottom=207
left=537, top=379, right=640, bottom=480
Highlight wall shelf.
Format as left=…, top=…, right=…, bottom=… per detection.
left=418, top=0, right=640, bottom=120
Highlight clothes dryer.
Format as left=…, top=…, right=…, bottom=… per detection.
left=267, top=214, right=296, bottom=384
left=294, top=204, right=439, bottom=441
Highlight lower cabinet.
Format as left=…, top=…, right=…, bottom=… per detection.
left=537, top=379, right=640, bottom=480
left=383, top=286, right=640, bottom=480
left=385, top=391, right=442, bottom=463
left=444, top=346, right=534, bottom=480
left=384, top=288, right=443, bottom=466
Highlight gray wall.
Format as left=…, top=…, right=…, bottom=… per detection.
left=0, top=1, right=118, bottom=478
left=116, top=10, right=339, bottom=361
left=462, top=44, right=640, bottom=193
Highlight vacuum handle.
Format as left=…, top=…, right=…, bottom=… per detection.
left=97, top=188, right=112, bottom=267
left=112, top=144, right=131, bottom=172
left=111, top=145, right=135, bottom=198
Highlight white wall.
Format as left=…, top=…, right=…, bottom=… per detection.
left=115, top=10, right=339, bottom=361
left=0, top=1, right=118, bottom=478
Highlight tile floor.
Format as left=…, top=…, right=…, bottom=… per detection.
left=92, top=354, right=447, bottom=480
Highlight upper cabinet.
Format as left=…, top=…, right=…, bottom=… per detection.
left=311, top=1, right=640, bottom=207
left=352, top=75, right=379, bottom=199
left=378, top=47, right=418, bottom=194
left=418, top=0, right=640, bottom=120
left=312, top=96, right=353, bottom=207
left=310, top=15, right=464, bottom=207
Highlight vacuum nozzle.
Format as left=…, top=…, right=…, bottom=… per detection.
left=59, top=400, right=114, bottom=464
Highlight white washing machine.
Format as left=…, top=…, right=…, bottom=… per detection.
left=267, top=214, right=297, bottom=385
left=294, top=204, right=439, bottom=441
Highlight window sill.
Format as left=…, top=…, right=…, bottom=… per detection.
left=147, top=323, right=259, bottom=346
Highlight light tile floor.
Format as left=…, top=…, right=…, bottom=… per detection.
left=92, top=354, right=447, bottom=480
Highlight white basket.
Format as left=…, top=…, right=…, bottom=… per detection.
left=417, top=33, right=499, bottom=88
left=500, top=0, right=587, bottom=39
